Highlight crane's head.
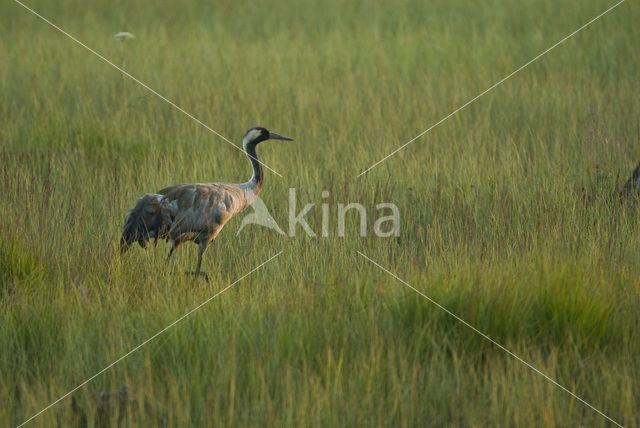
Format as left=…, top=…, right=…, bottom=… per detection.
left=243, top=127, right=293, bottom=149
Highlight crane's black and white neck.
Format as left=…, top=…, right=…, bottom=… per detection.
left=239, top=127, right=293, bottom=199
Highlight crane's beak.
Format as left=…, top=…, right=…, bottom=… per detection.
left=269, top=132, right=294, bottom=141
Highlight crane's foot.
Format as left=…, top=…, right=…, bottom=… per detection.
left=185, top=270, right=209, bottom=282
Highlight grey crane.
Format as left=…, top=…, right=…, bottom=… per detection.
left=120, top=127, right=293, bottom=278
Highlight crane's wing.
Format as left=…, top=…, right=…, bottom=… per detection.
left=157, top=183, right=249, bottom=238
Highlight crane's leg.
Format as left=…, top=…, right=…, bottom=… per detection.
left=166, top=240, right=180, bottom=261
left=162, top=240, right=182, bottom=276
left=193, top=241, right=209, bottom=281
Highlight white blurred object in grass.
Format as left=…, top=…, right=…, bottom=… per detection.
left=113, top=32, right=135, bottom=41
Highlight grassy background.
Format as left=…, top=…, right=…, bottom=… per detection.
left=1, top=0, right=639, bottom=425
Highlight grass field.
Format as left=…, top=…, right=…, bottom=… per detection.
left=1, top=0, right=639, bottom=426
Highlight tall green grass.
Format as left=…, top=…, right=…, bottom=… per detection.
left=1, top=0, right=639, bottom=425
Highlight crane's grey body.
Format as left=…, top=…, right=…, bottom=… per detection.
left=120, top=127, right=293, bottom=277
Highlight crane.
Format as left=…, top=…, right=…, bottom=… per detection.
left=120, top=127, right=293, bottom=278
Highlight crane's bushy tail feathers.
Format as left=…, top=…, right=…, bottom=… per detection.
left=120, top=194, right=172, bottom=255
